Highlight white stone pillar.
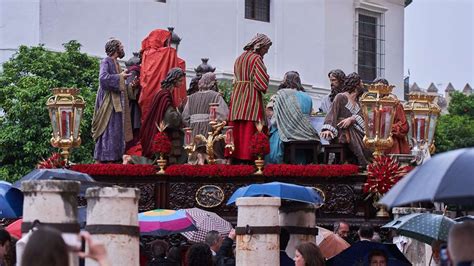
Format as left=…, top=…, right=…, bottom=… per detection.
left=279, top=202, right=317, bottom=258
left=85, top=187, right=140, bottom=266
left=21, top=180, right=80, bottom=266
left=236, top=197, right=281, bottom=266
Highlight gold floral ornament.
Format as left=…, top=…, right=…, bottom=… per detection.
left=152, top=122, right=171, bottom=174
left=250, top=121, right=269, bottom=175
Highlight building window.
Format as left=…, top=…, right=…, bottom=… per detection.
left=356, top=12, right=385, bottom=82
left=245, top=0, right=270, bottom=22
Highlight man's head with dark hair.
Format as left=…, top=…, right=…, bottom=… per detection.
left=279, top=71, right=305, bottom=91
left=369, top=249, right=388, bottom=266
left=186, top=243, right=213, bottom=266
left=167, top=246, right=181, bottom=263
left=328, top=69, right=346, bottom=102
left=342, top=72, right=363, bottom=94
left=333, top=221, right=350, bottom=239
left=161, top=67, right=186, bottom=90
left=105, top=38, right=125, bottom=59
left=205, top=230, right=223, bottom=253
left=358, top=223, right=374, bottom=241
left=0, top=229, right=11, bottom=261
left=150, top=239, right=169, bottom=259
left=280, top=227, right=290, bottom=251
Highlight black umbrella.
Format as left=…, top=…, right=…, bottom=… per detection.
left=380, top=148, right=474, bottom=208
left=454, top=215, right=474, bottom=222
left=14, top=168, right=96, bottom=195
left=326, top=241, right=411, bottom=266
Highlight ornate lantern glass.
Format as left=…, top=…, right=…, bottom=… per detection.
left=209, top=103, right=219, bottom=125
left=360, top=83, right=398, bottom=157
left=403, top=92, right=440, bottom=154
left=46, top=88, right=85, bottom=163
left=224, top=126, right=235, bottom=155
left=224, top=126, right=234, bottom=145
left=184, top=127, right=193, bottom=147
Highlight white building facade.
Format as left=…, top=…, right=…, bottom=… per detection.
left=0, top=0, right=408, bottom=106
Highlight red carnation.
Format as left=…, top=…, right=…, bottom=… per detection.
left=71, top=164, right=156, bottom=176
left=249, top=132, right=270, bottom=157
left=151, top=131, right=172, bottom=155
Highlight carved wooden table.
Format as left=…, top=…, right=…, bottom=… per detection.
left=92, top=173, right=390, bottom=229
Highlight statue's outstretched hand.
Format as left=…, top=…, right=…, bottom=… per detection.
left=320, top=130, right=334, bottom=140
left=130, top=77, right=140, bottom=88
left=120, top=70, right=132, bottom=78
left=337, top=117, right=355, bottom=129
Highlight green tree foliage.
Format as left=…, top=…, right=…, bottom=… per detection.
left=447, top=91, right=474, bottom=117
left=0, top=41, right=99, bottom=182
left=435, top=92, right=474, bottom=153
left=218, top=80, right=273, bottom=107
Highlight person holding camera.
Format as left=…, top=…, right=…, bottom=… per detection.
left=21, top=227, right=110, bottom=266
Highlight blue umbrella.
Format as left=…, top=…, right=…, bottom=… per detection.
left=13, top=169, right=96, bottom=195
left=226, top=182, right=323, bottom=205
left=0, top=181, right=23, bottom=218
left=326, top=241, right=412, bottom=266
left=380, top=148, right=474, bottom=207
left=382, top=213, right=455, bottom=245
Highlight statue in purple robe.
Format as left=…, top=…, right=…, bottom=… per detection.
left=91, top=39, right=133, bottom=163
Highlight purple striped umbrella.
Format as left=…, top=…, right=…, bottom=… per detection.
left=139, top=209, right=197, bottom=236
left=181, top=208, right=233, bottom=243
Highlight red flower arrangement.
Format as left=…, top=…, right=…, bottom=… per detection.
left=37, top=153, right=65, bottom=169
left=165, top=164, right=255, bottom=177
left=151, top=131, right=172, bottom=155
left=263, top=164, right=359, bottom=177
left=71, top=164, right=156, bottom=176
left=249, top=132, right=270, bottom=158
left=363, top=156, right=411, bottom=198
left=71, top=163, right=360, bottom=178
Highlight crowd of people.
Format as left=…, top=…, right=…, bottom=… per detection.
left=91, top=31, right=412, bottom=167
left=1, top=221, right=473, bottom=265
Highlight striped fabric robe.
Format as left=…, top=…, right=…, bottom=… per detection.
left=229, top=51, right=269, bottom=122
left=228, top=50, right=269, bottom=160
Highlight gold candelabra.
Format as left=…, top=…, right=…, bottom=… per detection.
left=183, top=103, right=234, bottom=164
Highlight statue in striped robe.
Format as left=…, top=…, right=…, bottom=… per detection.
left=228, top=33, right=272, bottom=161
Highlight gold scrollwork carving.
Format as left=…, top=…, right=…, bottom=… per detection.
left=195, top=185, right=225, bottom=208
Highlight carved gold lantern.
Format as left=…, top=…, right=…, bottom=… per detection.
left=46, top=88, right=85, bottom=164
left=403, top=92, right=441, bottom=155
left=360, top=83, right=398, bottom=157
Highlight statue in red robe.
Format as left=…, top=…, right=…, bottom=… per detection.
left=386, top=102, right=410, bottom=154
left=373, top=78, right=410, bottom=154
left=138, top=29, right=186, bottom=126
